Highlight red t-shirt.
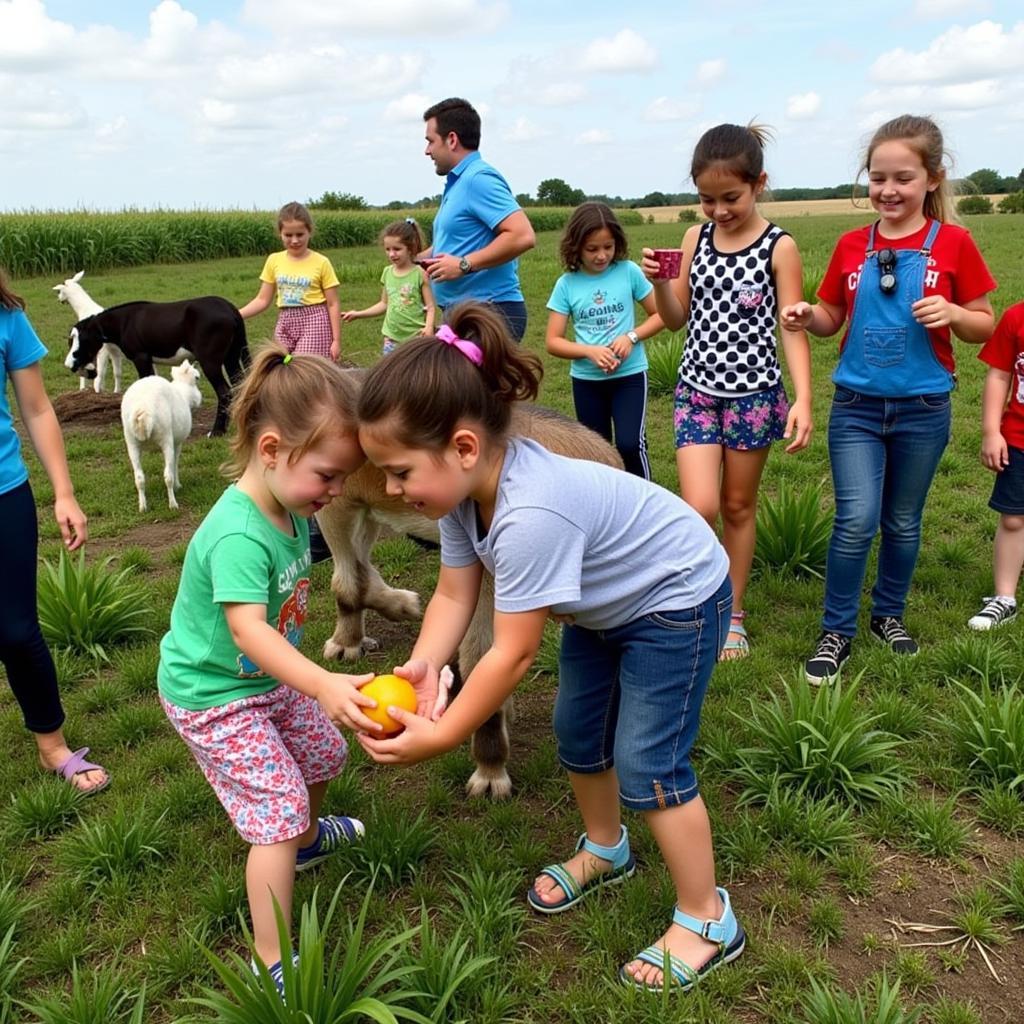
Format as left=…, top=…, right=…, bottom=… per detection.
left=818, top=221, right=996, bottom=374
left=979, top=302, right=1024, bottom=450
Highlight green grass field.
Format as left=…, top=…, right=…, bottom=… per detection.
left=2, top=212, right=1023, bottom=1023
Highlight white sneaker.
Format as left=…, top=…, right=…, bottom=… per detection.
left=968, top=596, right=1017, bottom=631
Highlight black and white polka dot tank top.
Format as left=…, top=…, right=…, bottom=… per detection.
left=679, top=221, right=786, bottom=396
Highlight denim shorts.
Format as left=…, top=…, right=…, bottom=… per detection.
left=552, top=576, right=732, bottom=811
left=674, top=380, right=789, bottom=450
left=990, top=444, right=1024, bottom=515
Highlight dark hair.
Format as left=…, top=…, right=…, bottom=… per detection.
left=423, top=97, right=481, bottom=151
left=381, top=218, right=424, bottom=256
left=559, top=202, right=629, bottom=272
left=0, top=268, right=25, bottom=311
left=224, top=346, right=360, bottom=477
left=358, top=302, right=542, bottom=450
left=690, top=122, right=773, bottom=184
left=860, top=114, right=954, bottom=223
left=277, top=201, right=314, bottom=233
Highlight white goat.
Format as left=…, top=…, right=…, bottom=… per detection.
left=120, top=360, right=202, bottom=512
left=53, top=270, right=123, bottom=393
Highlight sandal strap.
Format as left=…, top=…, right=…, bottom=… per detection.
left=633, top=945, right=697, bottom=987
left=58, top=747, right=102, bottom=781
left=672, top=888, right=733, bottom=946
left=730, top=610, right=747, bottom=622
left=579, top=824, right=630, bottom=866
left=536, top=863, right=581, bottom=901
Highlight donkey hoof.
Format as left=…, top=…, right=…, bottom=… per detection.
left=466, top=767, right=512, bottom=800
left=322, top=635, right=380, bottom=662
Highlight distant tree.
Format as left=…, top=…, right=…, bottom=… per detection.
left=957, top=194, right=993, bottom=215
left=515, top=192, right=535, bottom=207
left=965, top=169, right=1002, bottom=195
left=998, top=191, right=1024, bottom=214
left=536, top=178, right=585, bottom=206
left=640, top=191, right=670, bottom=207
left=308, top=190, right=367, bottom=210
left=384, top=200, right=408, bottom=210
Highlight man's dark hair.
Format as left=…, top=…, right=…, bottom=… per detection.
left=423, top=97, right=481, bottom=151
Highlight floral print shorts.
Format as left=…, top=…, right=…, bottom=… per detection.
left=674, top=380, right=790, bottom=451
left=161, top=685, right=349, bottom=845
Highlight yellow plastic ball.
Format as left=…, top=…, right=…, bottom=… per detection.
left=361, top=674, right=418, bottom=735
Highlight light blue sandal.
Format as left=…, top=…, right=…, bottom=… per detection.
left=620, top=887, right=746, bottom=991
left=527, top=824, right=636, bottom=914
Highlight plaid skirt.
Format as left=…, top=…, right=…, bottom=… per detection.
left=274, top=304, right=334, bottom=357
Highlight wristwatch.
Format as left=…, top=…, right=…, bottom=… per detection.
left=626, top=330, right=640, bottom=345
left=458, top=256, right=474, bottom=275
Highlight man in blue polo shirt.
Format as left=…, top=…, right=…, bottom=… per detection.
left=421, top=97, right=535, bottom=340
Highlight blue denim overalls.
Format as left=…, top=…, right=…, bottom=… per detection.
left=833, top=219, right=952, bottom=397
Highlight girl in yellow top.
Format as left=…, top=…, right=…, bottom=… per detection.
left=240, top=202, right=341, bottom=360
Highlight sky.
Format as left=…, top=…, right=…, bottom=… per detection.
left=0, top=0, right=1022, bottom=211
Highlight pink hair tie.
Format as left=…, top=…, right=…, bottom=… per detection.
left=436, top=324, right=484, bottom=366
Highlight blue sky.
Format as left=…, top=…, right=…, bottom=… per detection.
left=1, top=0, right=1021, bottom=211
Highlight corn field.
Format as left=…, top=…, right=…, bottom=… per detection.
left=0, top=207, right=640, bottom=278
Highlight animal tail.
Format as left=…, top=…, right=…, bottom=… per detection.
left=129, top=407, right=152, bottom=442
left=226, top=309, right=250, bottom=383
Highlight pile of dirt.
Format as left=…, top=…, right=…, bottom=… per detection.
left=51, top=388, right=217, bottom=437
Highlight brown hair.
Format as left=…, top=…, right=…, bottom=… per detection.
left=860, top=114, right=955, bottom=223
left=0, top=268, right=25, bottom=311
left=690, top=122, right=773, bottom=184
left=223, top=347, right=360, bottom=478
left=357, top=302, right=542, bottom=450
left=559, top=202, right=629, bottom=272
left=423, top=97, right=481, bottom=150
left=381, top=218, right=424, bottom=256
left=277, top=201, right=314, bottom=233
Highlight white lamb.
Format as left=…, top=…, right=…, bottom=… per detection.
left=120, top=360, right=202, bottom=512
left=53, top=270, right=124, bottom=393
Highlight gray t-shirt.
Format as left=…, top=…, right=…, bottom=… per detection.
left=440, top=438, right=729, bottom=630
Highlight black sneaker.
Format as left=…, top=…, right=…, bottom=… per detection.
left=804, top=631, right=852, bottom=685
left=968, top=596, right=1018, bottom=632
left=869, top=616, right=919, bottom=655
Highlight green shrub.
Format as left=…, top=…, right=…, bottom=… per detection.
left=645, top=332, right=683, bottom=394
left=678, top=208, right=699, bottom=223
left=37, top=551, right=155, bottom=663
left=956, top=194, right=993, bottom=215
left=754, top=481, right=832, bottom=579
left=997, top=191, right=1024, bottom=214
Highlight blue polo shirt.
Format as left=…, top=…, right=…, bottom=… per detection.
left=431, top=151, right=524, bottom=306
left=0, top=307, right=47, bottom=496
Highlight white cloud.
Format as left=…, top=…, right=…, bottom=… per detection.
left=143, top=1, right=198, bottom=61
left=536, top=82, right=587, bottom=106
left=644, top=96, right=700, bottom=122
left=912, top=0, right=990, bottom=18
left=578, top=29, right=657, bottom=73
left=242, top=0, right=507, bottom=34
left=384, top=93, right=431, bottom=123
left=502, top=116, right=550, bottom=142
left=859, top=78, right=1012, bottom=113
left=576, top=129, right=612, bottom=145
left=786, top=91, right=821, bottom=120
left=496, top=57, right=588, bottom=107
left=694, top=58, right=726, bottom=85
left=0, top=77, right=87, bottom=131
left=0, top=0, right=76, bottom=68
left=870, top=19, right=1024, bottom=84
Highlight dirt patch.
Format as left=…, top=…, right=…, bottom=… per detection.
left=51, top=388, right=217, bottom=436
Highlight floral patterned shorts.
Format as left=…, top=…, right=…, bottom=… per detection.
left=161, top=686, right=348, bottom=845
left=674, top=380, right=790, bottom=451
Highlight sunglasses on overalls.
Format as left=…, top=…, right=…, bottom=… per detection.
left=877, top=248, right=897, bottom=295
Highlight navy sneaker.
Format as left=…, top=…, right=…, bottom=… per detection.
left=804, top=631, right=852, bottom=686
left=295, top=815, right=365, bottom=872
left=870, top=616, right=919, bottom=655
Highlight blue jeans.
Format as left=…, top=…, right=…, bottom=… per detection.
left=553, top=576, right=732, bottom=811
left=823, top=387, right=951, bottom=636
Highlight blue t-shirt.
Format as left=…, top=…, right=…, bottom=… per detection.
left=439, top=438, right=729, bottom=630
left=546, top=261, right=652, bottom=380
left=0, top=307, right=47, bottom=496
left=431, top=151, right=523, bottom=306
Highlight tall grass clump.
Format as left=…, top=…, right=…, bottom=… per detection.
left=801, top=975, right=920, bottom=1024
left=754, top=482, right=832, bottom=579
left=645, top=332, right=683, bottom=394
left=18, top=963, right=146, bottom=1024
left=732, top=675, right=906, bottom=805
left=945, top=682, right=1024, bottom=790
left=37, top=551, right=154, bottom=663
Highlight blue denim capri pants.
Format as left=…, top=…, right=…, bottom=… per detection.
left=553, top=576, right=732, bottom=811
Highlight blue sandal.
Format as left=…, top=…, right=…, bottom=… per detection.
left=619, top=887, right=746, bottom=991
left=527, top=824, right=636, bottom=914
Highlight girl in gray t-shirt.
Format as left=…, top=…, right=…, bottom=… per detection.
left=355, top=302, right=745, bottom=993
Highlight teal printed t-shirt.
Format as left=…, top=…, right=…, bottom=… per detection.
left=158, top=486, right=311, bottom=710
left=546, top=261, right=652, bottom=380
left=0, top=307, right=47, bottom=496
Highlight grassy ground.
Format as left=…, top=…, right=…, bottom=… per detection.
left=2, top=213, right=1023, bottom=1023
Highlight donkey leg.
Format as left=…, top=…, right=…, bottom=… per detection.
left=198, top=356, right=230, bottom=436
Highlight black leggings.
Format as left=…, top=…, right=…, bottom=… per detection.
left=0, top=481, right=64, bottom=733
left=571, top=371, right=651, bottom=479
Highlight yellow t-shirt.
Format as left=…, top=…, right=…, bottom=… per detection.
left=259, top=250, right=340, bottom=307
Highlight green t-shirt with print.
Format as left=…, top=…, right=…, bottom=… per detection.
left=381, top=264, right=427, bottom=342
left=158, top=485, right=311, bottom=710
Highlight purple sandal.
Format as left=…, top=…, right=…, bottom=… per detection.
left=54, top=747, right=110, bottom=795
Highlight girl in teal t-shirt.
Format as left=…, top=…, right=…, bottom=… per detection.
left=343, top=218, right=436, bottom=356
left=546, top=202, right=663, bottom=478
left=157, top=348, right=381, bottom=990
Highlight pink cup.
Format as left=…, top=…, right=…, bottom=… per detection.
left=651, top=248, right=683, bottom=280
